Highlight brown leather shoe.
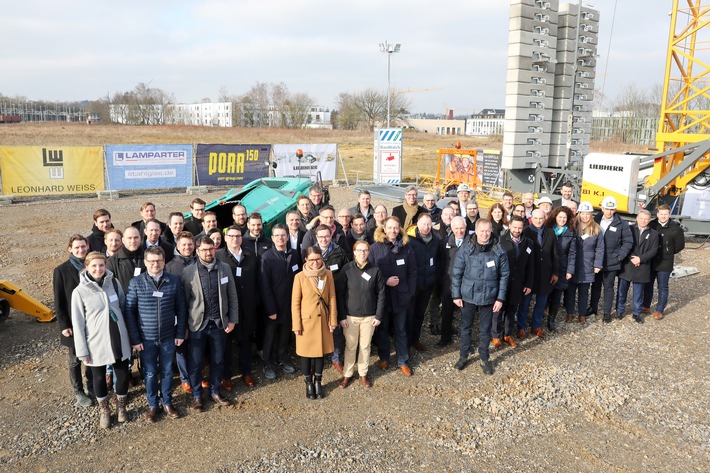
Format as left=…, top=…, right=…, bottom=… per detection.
left=400, top=365, right=413, bottom=377
left=653, top=311, right=664, bottom=320
left=181, top=382, right=192, bottom=395
left=242, top=374, right=255, bottom=387
left=145, top=407, right=158, bottom=423
left=211, top=393, right=231, bottom=406
left=332, top=362, right=344, bottom=374
left=565, top=314, right=574, bottom=323
left=491, top=338, right=503, bottom=348
left=191, top=398, right=203, bottom=412
left=517, top=329, right=527, bottom=339
left=378, top=360, right=389, bottom=371
left=360, top=375, right=372, bottom=388
left=221, top=379, right=233, bottom=392
left=412, top=341, right=428, bottom=352
left=201, top=378, right=210, bottom=389
left=641, top=307, right=652, bottom=314
left=163, top=405, right=180, bottom=419
left=578, top=315, right=586, bottom=325
left=503, top=336, right=518, bottom=348
left=531, top=327, right=545, bottom=338
left=339, top=377, right=352, bottom=389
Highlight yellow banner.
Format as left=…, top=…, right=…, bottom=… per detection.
left=0, top=146, right=104, bottom=196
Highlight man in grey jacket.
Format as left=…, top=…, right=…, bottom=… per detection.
left=182, top=237, right=239, bottom=411
left=451, top=219, right=509, bottom=375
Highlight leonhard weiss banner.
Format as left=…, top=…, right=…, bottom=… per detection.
left=272, top=144, right=337, bottom=181
left=104, top=144, right=192, bottom=190
left=195, top=144, right=270, bottom=186
left=0, top=146, right=104, bottom=196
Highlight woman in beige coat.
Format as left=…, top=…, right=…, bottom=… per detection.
left=292, top=247, right=338, bottom=399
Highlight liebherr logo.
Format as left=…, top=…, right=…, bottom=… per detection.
left=42, top=148, right=64, bottom=179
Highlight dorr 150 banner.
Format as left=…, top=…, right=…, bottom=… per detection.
left=196, top=144, right=270, bottom=186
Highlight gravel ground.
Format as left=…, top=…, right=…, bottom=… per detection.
left=0, top=186, right=708, bottom=472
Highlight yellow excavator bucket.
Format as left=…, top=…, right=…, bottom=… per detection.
left=0, top=280, right=55, bottom=323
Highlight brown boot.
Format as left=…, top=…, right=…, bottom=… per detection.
left=653, top=311, right=664, bottom=320
left=491, top=338, right=503, bottom=348
left=116, top=394, right=127, bottom=423
left=98, top=398, right=111, bottom=429
left=503, top=336, right=518, bottom=348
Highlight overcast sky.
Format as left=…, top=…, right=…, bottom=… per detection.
left=3, top=0, right=671, bottom=115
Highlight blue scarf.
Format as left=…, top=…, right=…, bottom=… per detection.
left=554, top=225, right=567, bottom=237
left=69, top=254, right=85, bottom=273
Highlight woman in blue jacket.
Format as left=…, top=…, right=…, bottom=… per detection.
left=546, top=207, right=576, bottom=331
left=572, top=202, right=605, bottom=324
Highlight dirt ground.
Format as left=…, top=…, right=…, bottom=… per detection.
left=0, top=186, right=708, bottom=472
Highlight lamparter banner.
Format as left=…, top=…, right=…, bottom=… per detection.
left=272, top=144, right=337, bottom=181
left=195, top=144, right=270, bottom=186
left=0, top=146, right=104, bottom=196
left=105, top=144, right=192, bottom=190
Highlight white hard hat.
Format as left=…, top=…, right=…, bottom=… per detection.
left=601, top=196, right=617, bottom=209
left=457, top=184, right=471, bottom=193
left=578, top=201, right=594, bottom=213
left=538, top=197, right=553, bottom=205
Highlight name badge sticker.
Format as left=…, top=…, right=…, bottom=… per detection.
left=362, top=272, right=372, bottom=281
left=236, top=267, right=242, bottom=277
left=430, top=257, right=434, bottom=266
left=109, top=294, right=118, bottom=302
left=220, top=277, right=228, bottom=285
left=292, top=264, right=299, bottom=272
left=396, top=259, right=405, bottom=266
left=581, top=234, right=589, bottom=240
left=152, top=291, right=163, bottom=298
left=133, top=268, right=142, bottom=277
left=329, top=264, right=339, bottom=271
left=486, top=260, right=495, bottom=268
left=609, top=226, right=618, bottom=232
left=526, top=247, right=532, bottom=254
left=317, top=279, right=325, bottom=290
left=446, top=243, right=451, bottom=249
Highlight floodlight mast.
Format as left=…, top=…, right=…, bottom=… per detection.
left=379, top=41, right=401, bottom=127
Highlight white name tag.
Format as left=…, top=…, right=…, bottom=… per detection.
left=469, top=230, right=474, bottom=235
left=396, top=259, right=405, bottom=266
left=292, top=264, right=299, bottom=272
left=645, top=233, right=649, bottom=240
left=582, top=234, right=589, bottom=240
left=220, top=277, right=228, bottom=285
left=317, top=279, right=324, bottom=290
left=609, top=226, right=617, bottom=232
left=486, top=260, right=495, bottom=268
left=526, top=247, right=532, bottom=254
left=133, top=268, right=142, bottom=277
left=109, top=294, right=118, bottom=302
left=361, top=272, right=371, bottom=281
left=329, top=264, right=339, bottom=271
left=446, top=243, right=451, bottom=249
left=429, top=257, right=434, bottom=266
left=152, top=291, right=163, bottom=298
left=235, top=267, right=242, bottom=277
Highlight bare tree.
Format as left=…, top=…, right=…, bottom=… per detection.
left=356, top=88, right=386, bottom=131
left=334, top=92, right=363, bottom=130
left=283, top=92, right=315, bottom=129
left=271, top=82, right=290, bottom=127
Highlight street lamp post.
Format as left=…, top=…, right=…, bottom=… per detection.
left=379, top=41, right=401, bottom=128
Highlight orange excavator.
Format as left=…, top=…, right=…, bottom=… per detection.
left=0, top=280, right=54, bottom=323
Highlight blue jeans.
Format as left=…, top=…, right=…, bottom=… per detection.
left=643, top=271, right=670, bottom=314
left=174, top=339, right=190, bottom=384
left=590, top=270, right=618, bottom=316
left=188, top=321, right=226, bottom=398
left=140, top=338, right=176, bottom=408
left=617, top=279, right=644, bottom=316
left=459, top=302, right=493, bottom=362
left=376, top=307, right=409, bottom=367
left=516, top=292, right=549, bottom=330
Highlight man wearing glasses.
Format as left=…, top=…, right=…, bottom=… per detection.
left=421, top=193, right=441, bottom=224
left=217, top=226, right=259, bottom=388
left=182, top=237, right=239, bottom=411
left=260, top=224, right=302, bottom=380
left=184, top=198, right=206, bottom=236
left=231, top=205, right=248, bottom=238
left=124, top=247, right=187, bottom=422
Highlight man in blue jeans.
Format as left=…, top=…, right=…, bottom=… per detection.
left=182, top=237, right=239, bottom=412
left=124, top=246, right=187, bottom=422
left=452, top=219, right=509, bottom=375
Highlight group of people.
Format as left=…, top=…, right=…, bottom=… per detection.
left=53, top=182, right=685, bottom=428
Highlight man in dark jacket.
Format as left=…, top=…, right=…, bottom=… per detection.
left=260, top=224, right=301, bottom=380
left=286, top=210, right=307, bottom=256
left=366, top=205, right=388, bottom=241
left=433, top=205, right=456, bottom=241
left=144, top=219, right=175, bottom=263
left=243, top=212, right=274, bottom=258
left=435, top=216, right=468, bottom=347
left=132, top=202, right=167, bottom=241
left=124, top=247, right=187, bottom=422
left=87, top=209, right=113, bottom=253
left=464, top=201, right=480, bottom=236
left=392, top=186, right=425, bottom=230
left=617, top=210, right=659, bottom=323
left=368, top=217, right=417, bottom=376
left=162, top=212, right=185, bottom=246
left=421, top=193, right=442, bottom=224
left=231, top=204, right=249, bottom=237
left=217, top=225, right=259, bottom=388
left=183, top=198, right=206, bottom=236
left=643, top=204, right=685, bottom=320
left=107, top=226, right=145, bottom=293
left=407, top=214, right=440, bottom=352
left=516, top=209, right=559, bottom=338
left=346, top=213, right=370, bottom=249
left=349, top=190, right=375, bottom=223
left=493, top=215, right=534, bottom=348
left=307, top=185, right=326, bottom=220
left=301, top=205, right=350, bottom=255
left=452, top=219, right=509, bottom=375
left=53, top=234, right=93, bottom=407
left=590, top=196, right=633, bottom=321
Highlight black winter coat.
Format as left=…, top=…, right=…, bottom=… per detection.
left=53, top=260, right=82, bottom=347
left=409, top=231, right=440, bottom=289
left=87, top=225, right=108, bottom=253
left=259, top=247, right=301, bottom=323
left=392, top=204, right=425, bottom=229
left=216, top=247, right=259, bottom=339
left=595, top=213, right=633, bottom=272
left=498, top=233, right=535, bottom=307
left=336, top=261, right=386, bottom=321
left=440, top=233, right=469, bottom=292
left=368, top=227, right=417, bottom=312
left=144, top=240, right=175, bottom=263
left=301, top=222, right=350, bottom=256
left=552, top=227, right=576, bottom=290
left=243, top=232, right=273, bottom=258
left=619, top=226, right=659, bottom=283
left=522, top=225, right=559, bottom=295
left=573, top=231, right=605, bottom=284
left=106, top=247, right=145, bottom=292
left=650, top=219, right=684, bottom=272
left=183, top=216, right=202, bottom=237
left=132, top=219, right=167, bottom=242
left=165, top=254, right=195, bottom=279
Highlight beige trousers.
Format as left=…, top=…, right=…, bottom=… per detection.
left=343, top=315, right=376, bottom=377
